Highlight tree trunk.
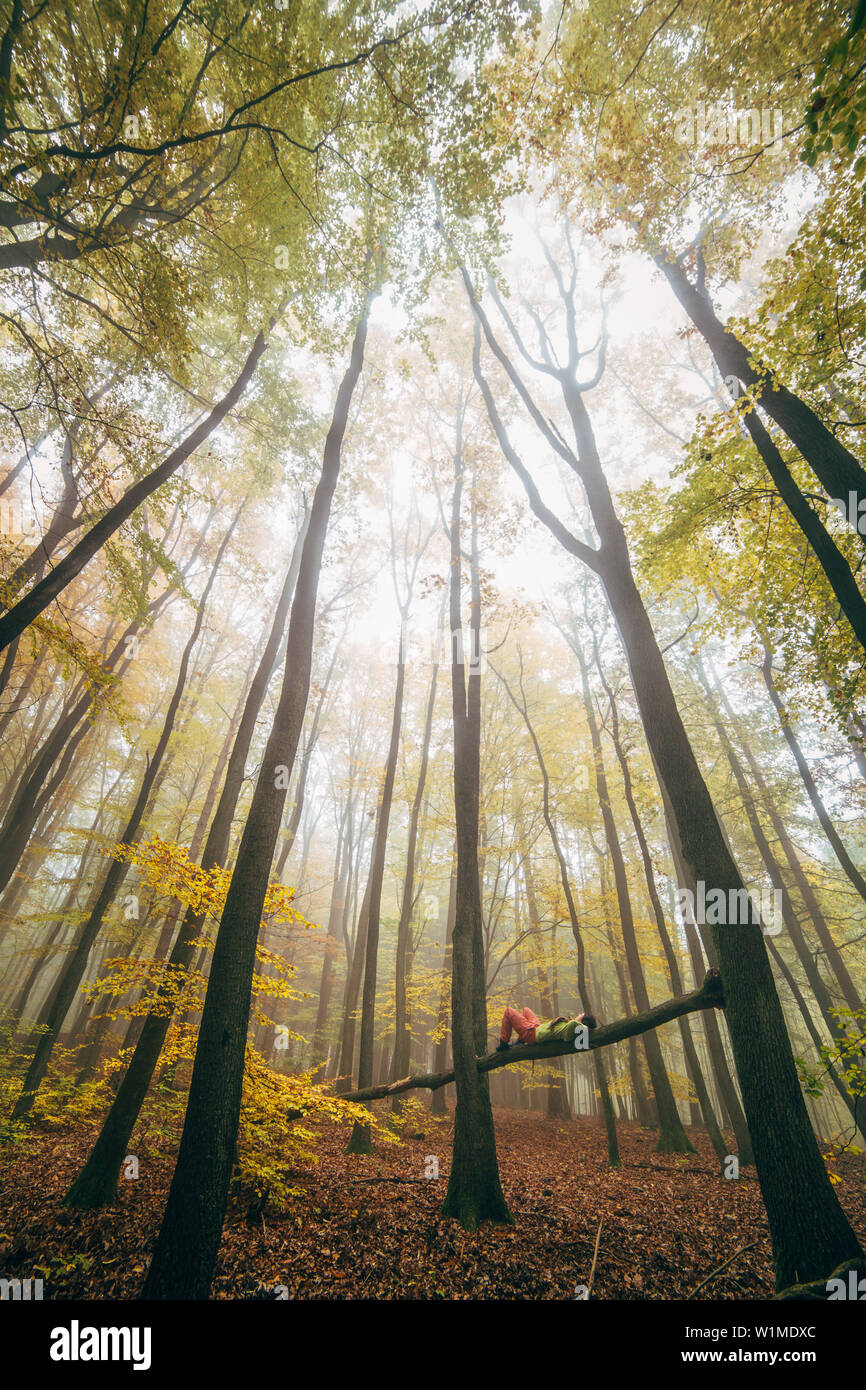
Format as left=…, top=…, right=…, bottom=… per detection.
left=591, top=642, right=727, bottom=1162
left=63, top=514, right=308, bottom=1209
left=439, top=406, right=511, bottom=1230
left=657, top=252, right=866, bottom=509
left=345, top=632, right=406, bottom=1154
left=430, top=860, right=456, bottom=1117
left=140, top=300, right=371, bottom=1300
left=391, top=652, right=439, bottom=1113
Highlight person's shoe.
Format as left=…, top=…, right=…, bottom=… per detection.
left=496, top=1039, right=510, bottom=1052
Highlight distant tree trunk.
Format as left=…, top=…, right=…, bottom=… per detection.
left=761, top=643, right=866, bottom=906
left=391, top=653, right=440, bottom=1112
left=695, top=664, right=862, bottom=1128
left=64, top=513, right=310, bottom=1209
left=345, top=631, right=406, bottom=1154
left=519, top=834, right=570, bottom=1119
left=311, top=810, right=351, bottom=1068
left=430, top=860, right=456, bottom=1117
left=274, top=629, right=335, bottom=878
left=657, top=782, right=755, bottom=1163
left=571, top=630, right=693, bottom=1153
left=766, top=935, right=865, bottom=1139
left=334, top=880, right=371, bottom=1092
left=12, top=508, right=240, bottom=1119
left=703, top=656, right=862, bottom=1013
left=589, top=641, right=726, bottom=1161
left=141, top=299, right=371, bottom=1300
left=519, top=803, right=620, bottom=1159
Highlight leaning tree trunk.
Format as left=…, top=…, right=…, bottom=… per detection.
left=658, top=252, right=866, bottom=510
left=0, top=330, right=269, bottom=654
left=141, top=299, right=371, bottom=1300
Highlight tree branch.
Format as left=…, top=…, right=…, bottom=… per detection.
left=334, top=969, right=724, bottom=1103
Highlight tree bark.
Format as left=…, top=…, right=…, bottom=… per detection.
left=391, top=652, right=439, bottom=1112
left=345, top=632, right=406, bottom=1154
left=63, top=515, right=308, bottom=1209
left=140, top=300, right=371, bottom=1300
left=439, top=398, right=511, bottom=1230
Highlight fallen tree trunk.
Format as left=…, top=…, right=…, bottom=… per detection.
left=336, top=969, right=724, bottom=1104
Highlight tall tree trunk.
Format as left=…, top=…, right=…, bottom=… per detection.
left=430, top=860, right=456, bottom=1117
left=439, top=400, right=511, bottom=1230
left=345, top=631, right=406, bottom=1154
left=391, top=651, right=440, bottom=1111
left=141, top=300, right=371, bottom=1300
left=64, top=512, right=310, bottom=1209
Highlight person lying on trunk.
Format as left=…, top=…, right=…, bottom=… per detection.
left=496, top=1004, right=597, bottom=1051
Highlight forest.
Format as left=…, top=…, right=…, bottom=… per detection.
left=0, top=0, right=864, bottom=1341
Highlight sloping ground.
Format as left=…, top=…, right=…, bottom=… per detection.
left=1, top=1106, right=863, bottom=1300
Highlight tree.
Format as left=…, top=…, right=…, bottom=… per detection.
left=439, top=383, right=511, bottom=1231
left=460, top=226, right=863, bottom=1288
left=141, top=296, right=372, bottom=1300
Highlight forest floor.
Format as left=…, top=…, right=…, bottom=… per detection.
left=1, top=1105, right=864, bottom=1300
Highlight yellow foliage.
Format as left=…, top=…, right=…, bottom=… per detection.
left=234, top=1047, right=394, bottom=1212
left=105, top=834, right=320, bottom=934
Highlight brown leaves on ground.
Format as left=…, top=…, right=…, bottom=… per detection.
left=0, top=1105, right=863, bottom=1300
